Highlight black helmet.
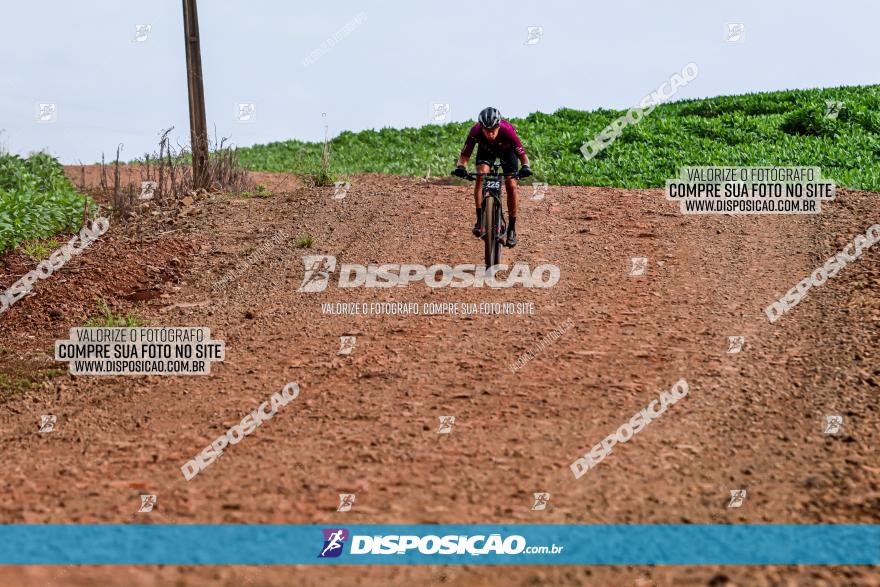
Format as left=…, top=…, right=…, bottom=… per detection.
left=478, top=107, right=501, bottom=129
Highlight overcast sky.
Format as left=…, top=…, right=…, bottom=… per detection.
left=1, top=0, right=877, bottom=163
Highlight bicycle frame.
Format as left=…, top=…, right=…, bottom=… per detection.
left=466, top=163, right=516, bottom=268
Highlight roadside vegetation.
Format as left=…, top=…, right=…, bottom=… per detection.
left=83, top=299, right=143, bottom=328
left=240, top=183, right=273, bottom=198
left=238, top=84, right=880, bottom=191
left=0, top=153, right=96, bottom=253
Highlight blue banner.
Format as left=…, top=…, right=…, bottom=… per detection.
left=1, top=524, right=877, bottom=565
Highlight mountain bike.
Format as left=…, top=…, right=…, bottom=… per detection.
left=461, top=163, right=518, bottom=268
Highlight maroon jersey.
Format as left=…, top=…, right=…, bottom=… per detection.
left=460, top=120, right=526, bottom=158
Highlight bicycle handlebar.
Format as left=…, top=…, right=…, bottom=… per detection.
left=460, top=170, right=519, bottom=181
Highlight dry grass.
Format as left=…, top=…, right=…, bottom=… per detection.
left=92, top=127, right=256, bottom=220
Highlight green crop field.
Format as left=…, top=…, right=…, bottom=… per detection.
left=238, top=85, right=880, bottom=191
left=0, top=153, right=96, bottom=253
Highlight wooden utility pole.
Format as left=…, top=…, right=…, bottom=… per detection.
left=182, top=0, right=209, bottom=190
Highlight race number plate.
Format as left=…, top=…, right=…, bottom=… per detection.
left=485, top=179, right=501, bottom=189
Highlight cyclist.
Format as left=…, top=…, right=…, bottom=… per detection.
left=452, top=107, right=531, bottom=247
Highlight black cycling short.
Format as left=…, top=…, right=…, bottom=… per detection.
left=475, top=145, right=519, bottom=175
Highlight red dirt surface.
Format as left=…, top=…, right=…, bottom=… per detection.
left=0, top=168, right=877, bottom=586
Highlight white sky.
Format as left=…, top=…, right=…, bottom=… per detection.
left=1, top=0, right=877, bottom=163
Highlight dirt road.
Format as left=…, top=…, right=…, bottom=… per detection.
left=0, top=170, right=877, bottom=586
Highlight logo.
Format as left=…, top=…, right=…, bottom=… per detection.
left=530, top=182, right=549, bottom=201
left=824, top=100, right=843, bottom=120
left=39, top=414, right=57, bottom=433
left=133, top=24, right=151, bottom=42
left=319, top=528, right=349, bottom=558
left=727, top=489, right=747, bottom=508
left=824, top=415, right=843, bottom=435
left=630, top=257, right=648, bottom=276
left=297, top=256, right=560, bottom=291
left=337, top=335, right=356, bottom=355
left=430, top=103, right=450, bottom=123
left=438, top=416, right=455, bottom=434
left=332, top=181, right=350, bottom=200
left=298, top=255, right=337, bottom=292
left=138, top=494, right=157, bottom=512
left=140, top=181, right=157, bottom=200
left=727, top=336, right=745, bottom=354
left=726, top=23, right=745, bottom=42
left=236, top=103, right=256, bottom=122
left=36, top=102, right=57, bottom=122
left=524, top=26, right=543, bottom=45
left=531, top=492, right=550, bottom=511
left=348, top=533, right=534, bottom=556
left=337, top=493, right=356, bottom=512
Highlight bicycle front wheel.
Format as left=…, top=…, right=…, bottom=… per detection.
left=492, top=199, right=503, bottom=267
left=483, top=197, right=495, bottom=268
